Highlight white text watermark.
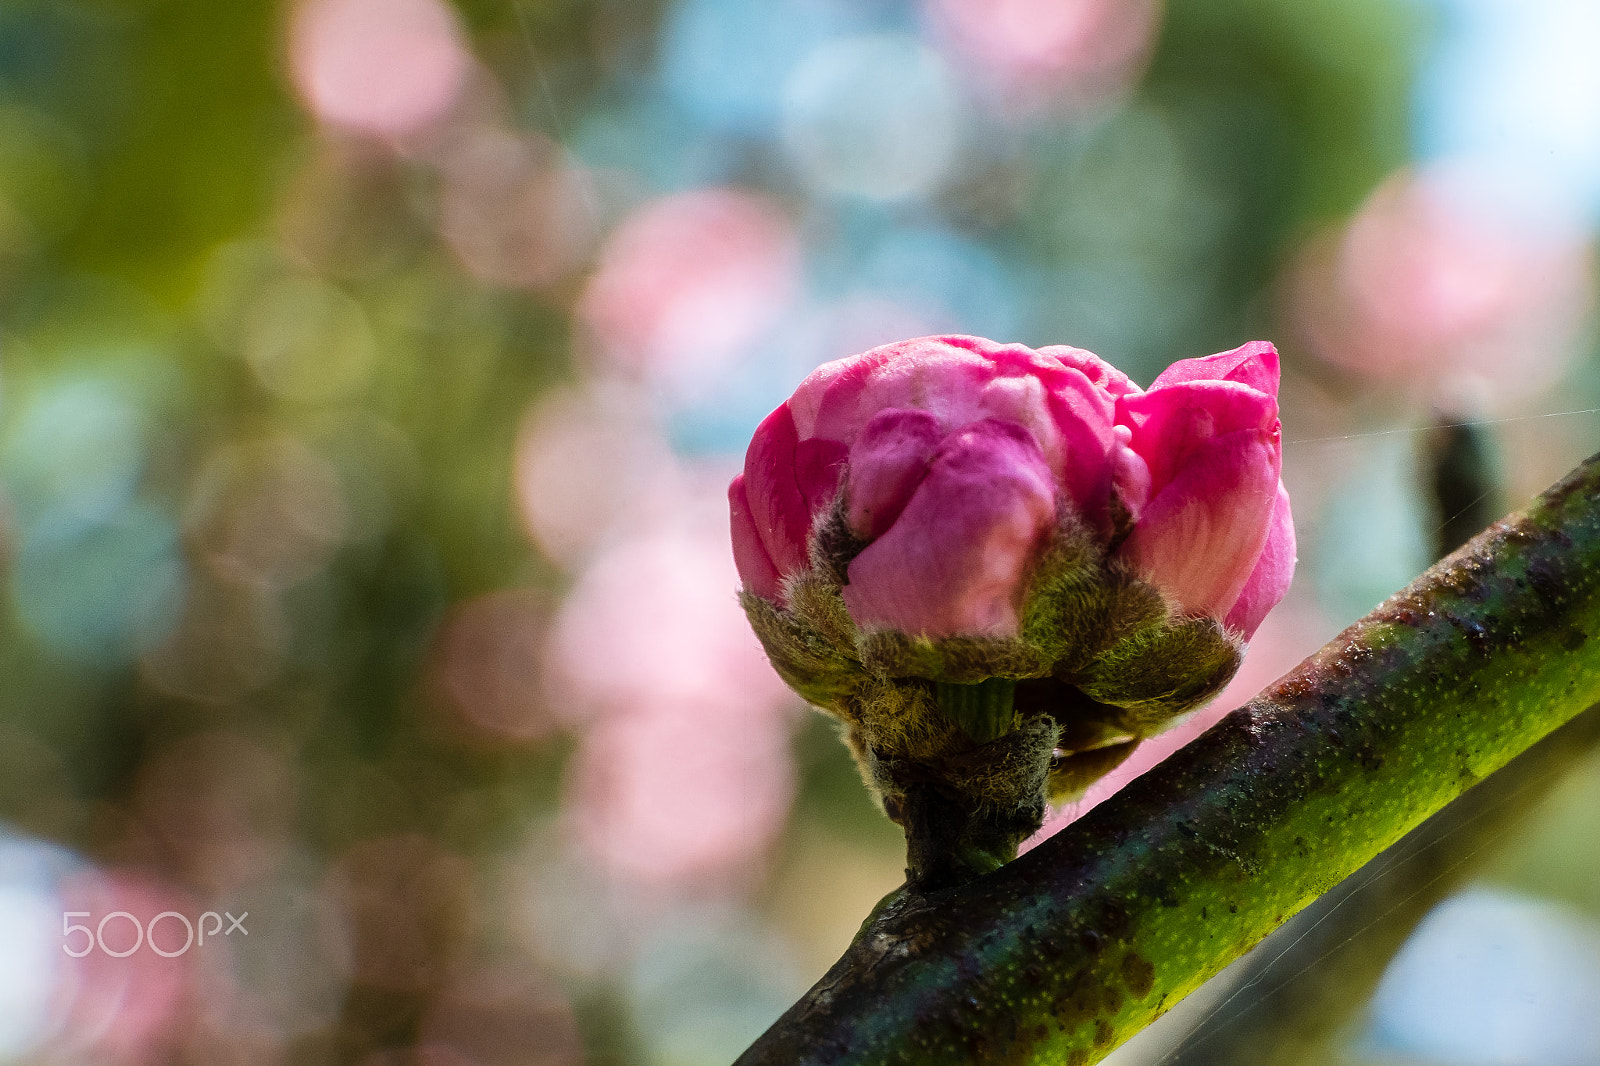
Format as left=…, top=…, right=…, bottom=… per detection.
left=62, top=910, right=248, bottom=957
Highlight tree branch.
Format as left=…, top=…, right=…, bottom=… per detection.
left=1160, top=413, right=1532, bottom=1065
left=1163, top=699, right=1600, bottom=1065
left=737, top=450, right=1600, bottom=1065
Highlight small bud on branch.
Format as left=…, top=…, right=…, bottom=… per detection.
left=731, top=335, right=1294, bottom=886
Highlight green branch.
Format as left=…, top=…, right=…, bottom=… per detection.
left=1163, top=700, right=1600, bottom=1065
left=737, top=450, right=1600, bottom=1066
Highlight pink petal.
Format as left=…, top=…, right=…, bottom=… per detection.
left=1037, top=364, right=1118, bottom=519
left=729, top=475, right=783, bottom=601
left=1110, top=424, right=1151, bottom=523
left=1148, top=340, right=1280, bottom=395
left=795, top=335, right=1118, bottom=515
left=1118, top=427, right=1280, bottom=619
left=794, top=436, right=849, bottom=515
left=1117, top=380, right=1278, bottom=494
left=790, top=335, right=954, bottom=442
left=1223, top=483, right=1296, bottom=639
left=842, top=418, right=1056, bottom=638
left=845, top=408, right=944, bottom=540
left=1037, top=344, right=1141, bottom=398
left=741, top=403, right=814, bottom=581
left=784, top=341, right=886, bottom=441
left=802, top=337, right=989, bottom=444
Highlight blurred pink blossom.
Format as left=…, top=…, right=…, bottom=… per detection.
left=289, top=0, right=471, bottom=138
left=430, top=589, right=554, bottom=744
left=564, top=698, right=795, bottom=892
left=1291, top=167, right=1595, bottom=408
left=547, top=479, right=797, bottom=890
left=513, top=387, right=679, bottom=569
left=924, top=0, right=1161, bottom=114
left=438, top=128, right=595, bottom=290
left=49, top=870, right=195, bottom=1065
left=547, top=489, right=790, bottom=721
left=577, top=189, right=801, bottom=391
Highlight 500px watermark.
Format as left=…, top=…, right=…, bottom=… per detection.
left=62, top=911, right=248, bottom=957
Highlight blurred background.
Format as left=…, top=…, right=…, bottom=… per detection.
left=0, top=0, right=1598, bottom=1063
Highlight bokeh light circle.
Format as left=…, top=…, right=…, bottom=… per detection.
left=578, top=188, right=800, bottom=390
left=780, top=35, right=965, bottom=202
left=923, top=0, right=1160, bottom=113
left=289, top=0, right=471, bottom=138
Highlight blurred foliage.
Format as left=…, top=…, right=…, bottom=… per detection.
left=0, top=0, right=1596, bottom=1063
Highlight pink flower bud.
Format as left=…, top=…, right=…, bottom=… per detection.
left=731, top=335, right=1293, bottom=641
left=841, top=417, right=1057, bottom=637
left=733, top=335, right=1129, bottom=638
left=731, top=335, right=1295, bottom=881
left=1224, top=483, right=1296, bottom=639
left=1114, top=341, right=1292, bottom=639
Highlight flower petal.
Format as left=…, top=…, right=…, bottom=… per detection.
left=845, top=408, right=944, bottom=540
left=741, top=403, right=813, bottom=581
left=1117, top=379, right=1278, bottom=494
left=1149, top=340, right=1280, bottom=395
left=1038, top=344, right=1141, bottom=398
left=794, top=436, right=848, bottom=516
left=1223, top=483, right=1296, bottom=640
left=795, top=336, right=1121, bottom=525
left=842, top=418, right=1056, bottom=638
left=1110, top=424, right=1151, bottom=525
left=729, top=474, right=783, bottom=601
left=1118, top=427, right=1280, bottom=619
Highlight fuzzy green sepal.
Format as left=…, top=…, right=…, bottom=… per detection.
left=934, top=678, right=1018, bottom=742
left=738, top=503, right=1245, bottom=887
